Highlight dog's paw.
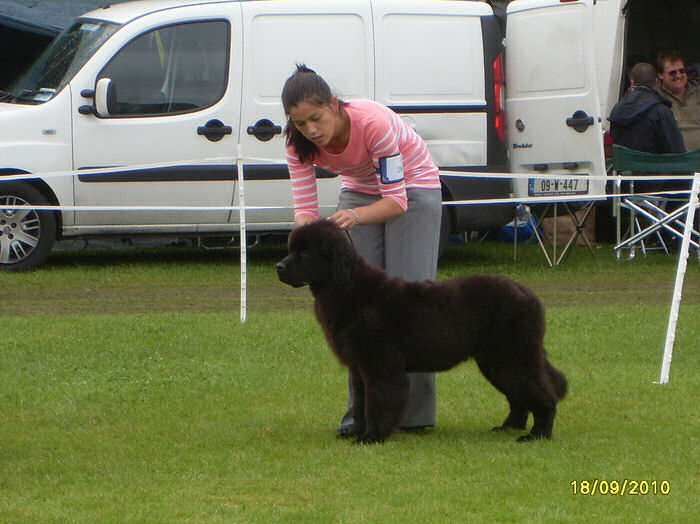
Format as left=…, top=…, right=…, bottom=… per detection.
left=336, top=425, right=363, bottom=440
left=516, top=432, right=551, bottom=443
left=491, top=423, right=527, bottom=432
left=354, top=433, right=385, bottom=445
left=397, top=425, right=433, bottom=434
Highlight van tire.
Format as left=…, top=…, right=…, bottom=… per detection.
left=0, top=182, right=57, bottom=271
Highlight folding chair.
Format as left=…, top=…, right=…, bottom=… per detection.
left=611, top=145, right=700, bottom=259
left=513, top=200, right=598, bottom=267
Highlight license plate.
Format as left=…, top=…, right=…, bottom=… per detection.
left=528, top=177, right=589, bottom=196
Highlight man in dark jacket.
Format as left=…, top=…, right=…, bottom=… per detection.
left=608, top=62, right=687, bottom=247
left=608, top=62, right=686, bottom=154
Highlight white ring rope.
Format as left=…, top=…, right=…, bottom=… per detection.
left=1, top=156, right=697, bottom=212
left=0, top=190, right=693, bottom=212
left=1, top=156, right=697, bottom=183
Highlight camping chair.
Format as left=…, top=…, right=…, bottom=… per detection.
left=513, top=200, right=598, bottom=267
left=611, top=145, right=700, bottom=259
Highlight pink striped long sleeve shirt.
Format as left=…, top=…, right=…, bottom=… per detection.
left=286, top=99, right=441, bottom=220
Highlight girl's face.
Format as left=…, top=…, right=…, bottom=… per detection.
left=288, top=99, right=343, bottom=148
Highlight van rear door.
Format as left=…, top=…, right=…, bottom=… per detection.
left=506, top=0, right=606, bottom=198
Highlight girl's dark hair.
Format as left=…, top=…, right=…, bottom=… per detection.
left=281, top=64, right=346, bottom=163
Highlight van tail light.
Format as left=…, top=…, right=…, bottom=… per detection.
left=493, top=53, right=506, bottom=143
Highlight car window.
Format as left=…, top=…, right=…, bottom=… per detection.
left=7, top=20, right=119, bottom=104
left=99, top=20, right=229, bottom=116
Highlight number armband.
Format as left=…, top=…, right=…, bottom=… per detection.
left=378, top=154, right=404, bottom=184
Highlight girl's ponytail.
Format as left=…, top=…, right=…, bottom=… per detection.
left=281, top=64, right=345, bottom=163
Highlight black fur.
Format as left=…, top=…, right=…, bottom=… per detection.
left=276, top=220, right=567, bottom=443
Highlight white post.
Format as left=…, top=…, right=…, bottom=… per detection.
left=237, top=145, right=247, bottom=323
left=614, top=170, right=622, bottom=260
left=658, top=173, right=700, bottom=384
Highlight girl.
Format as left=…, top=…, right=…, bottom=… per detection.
left=282, top=64, right=442, bottom=432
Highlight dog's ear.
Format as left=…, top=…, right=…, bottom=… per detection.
left=331, top=231, right=355, bottom=284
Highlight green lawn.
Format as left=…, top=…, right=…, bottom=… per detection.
left=1, top=240, right=698, bottom=522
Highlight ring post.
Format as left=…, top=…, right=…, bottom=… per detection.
left=658, top=173, right=700, bottom=384
left=237, top=145, right=247, bottom=323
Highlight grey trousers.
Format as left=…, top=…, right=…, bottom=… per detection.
left=337, top=188, right=442, bottom=428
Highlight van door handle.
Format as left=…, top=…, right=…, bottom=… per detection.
left=247, top=119, right=283, bottom=142
left=197, top=119, right=232, bottom=142
left=566, top=110, right=594, bottom=133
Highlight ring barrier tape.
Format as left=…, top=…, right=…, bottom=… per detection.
left=0, top=156, right=697, bottom=212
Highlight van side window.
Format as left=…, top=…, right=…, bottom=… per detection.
left=99, top=21, right=229, bottom=116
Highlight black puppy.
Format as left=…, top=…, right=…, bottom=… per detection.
left=277, top=220, right=567, bottom=443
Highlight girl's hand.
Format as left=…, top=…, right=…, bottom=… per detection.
left=329, top=208, right=360, bottom=230
left=330, top=198, right=405, bottom=230
left=294, top=214, right=317, bottom=228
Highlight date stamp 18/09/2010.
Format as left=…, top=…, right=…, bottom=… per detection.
left=570, top=480, right=670, bottom=496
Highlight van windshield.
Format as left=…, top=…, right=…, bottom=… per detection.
left=4, top=19, right=119, bottom=104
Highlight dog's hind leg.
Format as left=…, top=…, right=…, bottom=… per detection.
left=515, top=369, right=559, bottom=441
left=515, top=359, right=567, bottom=441
left=518, top=403, right=556, bottom=442
left=474, top=359, right=529, bottom=433
left=491, top=396, right=528, bottom=432
left=476, top=357, right=556, bottom=440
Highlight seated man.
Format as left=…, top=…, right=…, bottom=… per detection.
left=609, top=63, right=692, bottom=251
left=656, top=51, right=700, bottom=152
left=608, top=62, right=686, bottom=155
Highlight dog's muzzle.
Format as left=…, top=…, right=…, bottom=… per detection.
left=276, top=261, right=306, bottom=288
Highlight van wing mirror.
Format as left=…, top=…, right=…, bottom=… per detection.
left=94, top=77, right=116, bottom=117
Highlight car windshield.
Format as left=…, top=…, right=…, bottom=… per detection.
left=5, top=19, right=119, bottom=104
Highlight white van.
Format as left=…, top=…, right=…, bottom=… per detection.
left=0, top=0, right=625, bottom=270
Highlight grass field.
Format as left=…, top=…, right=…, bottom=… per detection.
left=1, top=240, right=698, bottom=522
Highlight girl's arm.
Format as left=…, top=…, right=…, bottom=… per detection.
left=329, top=197, right=404, bottom=230
left=287, top=149, right=321, bottom=226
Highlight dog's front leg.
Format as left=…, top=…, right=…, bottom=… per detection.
left=337, top=368, right=367, bottom=440
left=358, top=370, right=409, bottom=444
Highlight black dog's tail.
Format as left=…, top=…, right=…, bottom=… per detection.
left=546, top=360, right=568, bottom=400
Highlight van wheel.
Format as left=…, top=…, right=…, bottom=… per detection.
left=0, top=182, right=56, bottom=271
